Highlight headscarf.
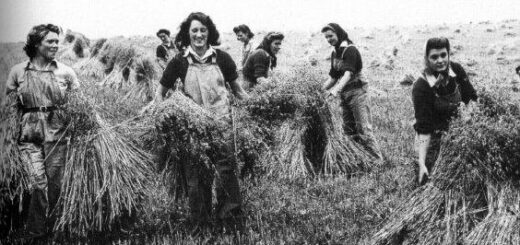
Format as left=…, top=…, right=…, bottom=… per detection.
left=422, top=37, right=454, bottom=87
left=256, top=31, right=284, bottom=68
left=322, top=23, right=353, bottom=49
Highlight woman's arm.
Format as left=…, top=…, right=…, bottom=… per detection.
left=229, top=78, right=249, bottom=100
left=251, top=51, right=270, bottom=84
left=256, top=77, right=271, bottom=84
left=322, top=77, right=337, bottom=91
left=412, top=79, right=436, bottom=183
left=5, top=65, right=20, bottom=95
left=327, top=71, right=352, bottom=96
left=154, top=84, right=168, bottom=102
left=140, top=82, right=169, bottom=114
left=453, top=63, right=477, bottom=103
left=415, top=133, right=431, bottom=183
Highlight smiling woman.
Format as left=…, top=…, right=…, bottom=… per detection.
left=147, top=12, right=248, bottom=231
left=241, top=31, right=284, bottom=90
left=412, top=37, right=478, bottom=185
left=320, top=23, right=383, bottom=161
left=5, top=23, right=79, bottom=240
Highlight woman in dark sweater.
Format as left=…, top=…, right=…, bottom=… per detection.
left=321, top=23, right=383, bottom=160
left=242, top=32, right=284, bottom=91
left=413, top=37, right=477, bottom=184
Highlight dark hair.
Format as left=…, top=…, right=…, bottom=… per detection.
left=23, top=24, right=61, bottom=59
left=516, top=65, right=520, bottom=73
left=425, top=37, right=450, bottom=57
left=257, top=32, right=285, bottom=68
left=321, top=23, right=353, bottom=45
left=233, top=24, right=254, bottom=39
left=176, top=12, right=220, bottom=48
left=156, top=29, right=170, bottom=37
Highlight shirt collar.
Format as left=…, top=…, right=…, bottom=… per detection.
left=26, top=59, right=59, bottom=71
left=339, top=41, right=349, bottom=48
left=332, top=41, right=350, bottom=53
left=424, top=66, right=457, bottom=88
left=183, top=46, right=217, bottom=62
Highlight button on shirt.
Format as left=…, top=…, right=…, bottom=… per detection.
left=5, top=60, right=80, bottom=95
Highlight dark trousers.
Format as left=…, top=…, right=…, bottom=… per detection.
left=185, top=141, right=242, bottom=226
left=19, top=110, right=68, bottom=235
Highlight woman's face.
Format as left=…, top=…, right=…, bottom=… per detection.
left=158, top=33, right=170, bottom=44
left=427, top=48, right=449, bottom=72
left=236, top=31, right=249, bottom=43
left=189, top=20, right=209, bottom=49
left=270, top=39, right=282, bottom=54
left=37, top=32, right=59, bottom=60
left=323, top=30, right=339, bottom=46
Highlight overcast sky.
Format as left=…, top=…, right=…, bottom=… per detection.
left=1, top=0, right=519, bottom=42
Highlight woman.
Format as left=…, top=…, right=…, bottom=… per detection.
left=242, top=31, right=284, bottom=91
left=152, top=12, right=247, bottom=227
left=233, top=24, right=255, bottom=68
left=413, top=37, right=477, bottom=184
left=155, top=28, right=178, bottom=70
left=321, top=23, right=383, bottom=160
left=5, top=24, right=79, bottom=239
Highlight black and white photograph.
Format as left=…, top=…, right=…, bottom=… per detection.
left=1, top=0, right=520, bottom=244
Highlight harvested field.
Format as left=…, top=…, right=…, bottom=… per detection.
left=0, top=18, right=519, bottom=244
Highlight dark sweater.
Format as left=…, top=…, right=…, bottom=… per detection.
left=156, top=42, right=176, bottom=60
left=329, top=45, right=363, bottom=79
left=242, top=49, right=271, bottom=84
left=412, top=62, right=477, bottom=134
left=159, top=49, right=238, bottom=88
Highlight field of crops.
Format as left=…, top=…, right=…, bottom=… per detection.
left=1, top=19, right=519, bottom=244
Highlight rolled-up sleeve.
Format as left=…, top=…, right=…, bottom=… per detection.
left=5, top=66, right=20, bottom=95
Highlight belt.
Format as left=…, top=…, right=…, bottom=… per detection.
left=23, top=106, right=59, bottom=113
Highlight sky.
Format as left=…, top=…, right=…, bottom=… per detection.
left=0, top=0, right=519, bottom=42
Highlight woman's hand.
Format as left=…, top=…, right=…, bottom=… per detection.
left=325, top=88, right=341, bottom=98
left=257, top=77, right=271, bottom=84
left=140, top=84, right=168, bottom=115
left=229, top=78, right=249, bottom=100
left=415, top=133, right=432, bottom=184
left=139, top=101, right=156, bottom=115
left=418, top=163, right=429, bottom=184
left=322, top=77, right=337, bottom=91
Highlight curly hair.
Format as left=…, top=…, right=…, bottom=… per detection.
left=23, top=24, right=61, bottom=59
left=256, top=32, right=284, bottom=68
left=233, top=24, right=254, bottom=39
left=176, top=12, right=220, bottom=48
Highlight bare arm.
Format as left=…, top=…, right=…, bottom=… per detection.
left=229, top=78, right=249, bottom=100
left=328, top=71, right=352, bottom=94
left=415, top=133, right=431, bottom=183
left=140, top=84, right=169, bottom=114
left=322, top=77, right=337, bottom=91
